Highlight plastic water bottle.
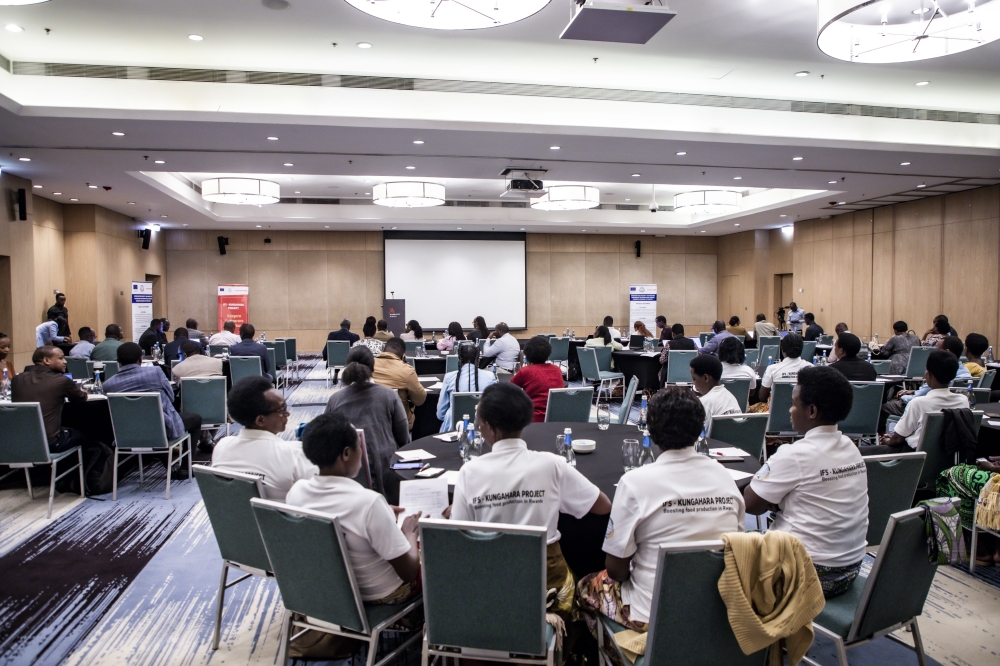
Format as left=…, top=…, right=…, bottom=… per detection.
left=0, top=367, right=9, bottom=400
left=461, top=413, right=470, bottom=433
left=563, top=427, right=576, bottom=466
left=967, top=380, right=976, bottom=409
left=821, top=351, right=828, bottom=366
left=461, top=423, right=476, bottom=463
left=695, top=427, right=710, bottom=456
left=637, top=396, right=648, bottom=431
left=988, top=346, right=995, bottom=364
left=639, top=430, right=655, bottom=466
left=93, top=370, right=103, bottom=395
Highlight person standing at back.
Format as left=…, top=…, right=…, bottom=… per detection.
left=91, top=324, right=124, bottom=361
left=229, top=323, right=272, bottom=380
left=655, top=315, right=669, bottom=342
left=511, top=336, right=565, bottom=422
left=786, top=302, right=805, bottom=333
left=47, top=293, right=70, bottom=337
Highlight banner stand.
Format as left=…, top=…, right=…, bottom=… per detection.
left=218, top=285, right=249, bottom=331
left=131, top=281, right=153, bottom=343
left=628, top=284, right=657, bottom=333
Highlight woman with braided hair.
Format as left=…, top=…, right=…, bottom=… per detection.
left=436, top=342, right=496, bottom=432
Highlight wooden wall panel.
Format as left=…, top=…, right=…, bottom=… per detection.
left=584, top=253, right=620, bottom=326
left=943, top=218, right=999, bottom=343
left=526, top=252, right=551, bottom=329
left=652, top=254, right=687, bottom=324
left=851, top=234, right=873, bottom=338
left=870, top=232, right=895, bottom=339
left=686, top=254, right=718, bottom=328
left=893, top=225, right=943, bottom=333
left=549, top=252, right=587, bottom=331
left=247, top=251, right=289, bottom=331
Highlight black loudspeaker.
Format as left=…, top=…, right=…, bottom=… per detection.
left=217, top=235, right=229, bottom=255
left=140, top=229, right=151, bottom=249
left=635, top=240, right=641, bottom=258
left=16, top=189, right=27, bottom=221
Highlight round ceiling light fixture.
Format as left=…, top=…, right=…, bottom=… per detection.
left=673, top=190, right=742, bottom=215
left=373, top=181, right=445, bottom=208
left=202, top=178, right=280, bottom=205
left=342, top=0, right=549, bottom=30
left=531, top=185, right=600, bottom=211
left=817, top=0, right=1000, bottom=63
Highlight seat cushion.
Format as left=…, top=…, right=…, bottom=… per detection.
left=599, top=372, right=625, bottom=381
left=364, top=599, right=420, bottom=630
left=814, top=574, right=867, bottom=639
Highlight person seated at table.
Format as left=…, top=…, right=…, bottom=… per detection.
left=373, top=319, right=393, bottom=342
left=803, top=313, right=824, bottom=342
left=754, top=313, right=778, bottom=339
left=353, top=317, right=386, bottom=356
left=91, top=324, right=124, bottom=362
left=164, top=327, right=200, bottom=363
left=963, top=333, right=989, bottom=378
left=467, top=316, right=490, bottom=342
left=922, top=314, right=957, bottom=347
left=172, top=340, right=224, bottom=380
left=482, top=322, right=521, bottom=372
left=212, top=376, right=317, bottom=498
left=937, top=457, right=1000, bottom=567
left=323, top=319, right=360, bottom=361
left=69, top=327, right=97, bottom=359
left=11, top=345, right=88, bottom=453
left=399, top=320, right=424, bottom=342
left=632, top=320, right=654, bottom=339
left=586, top=326, right=624, bottom=352
left=185, top=318, right=210, bottom=348
left=450, top=382, right=612, bottom=620
left=578, top=386, right=744, bottom=635
left=35, top=315, right=71, bottom=348
left=745, top=366, right=868, bottom=598
left=286, top=412, right=421, bottom=605
left=373, top=337, right=427, bottom=430
left=436, top=321, right=466, bottom=352
left=326, top=346, right=410, bottom=503
left=719, top=336, right=757, bottom=393
left=511, top=336, right=565, bottom=422
left=753, top=334, right=811, bottom=409
left=655, top=315, right=668, bottom=341
left=658, top=323, right=697, bottom=385
left=726, top=316, right=747, bottom=338
left=437, top=343, right=496, bottom=432
left=138, top=318, right=163, bottom=355
left=869, top=349, right=969, bottom=455
left=603, top=316, right=623, bottom=340
left=875, top=320, right=920, bottom=375
left=229, top=323, right=272, bottom=380
left=690, top=354, right=741, bottom=429
left=880, top=336, right=971, bottom=427
left=829, top=333, right=876, bottom=382
left=208, top=320, right=241, bottom=347
left=829, top=323, right=851, bottom=360
left=698, top=320, right=733, bottom=356
left=0, top=332, right=17, bottom=379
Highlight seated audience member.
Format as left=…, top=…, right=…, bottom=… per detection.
left=655, top=315, right=669, bottom=341
left=726, top=316, right=747, bottom=337
left=511, top=336, right=565, bottom=422
left=603, top=316, right=623, bottom=340
left=745, top=367, right=868, bottom=598
left=373, top=319, right=393, bottom=342
left=869, top=349, right=969, bottom=455
left=877, top=320, right=921, bottom=375
left=436, top=321, right=466, bottom=352
left=690, top=354, right=742, bottom=429
left=585, top=325, right=624, bottom=353
left=467, top=316, right=490, bottom=342
left=923, top=314, right=956, bottom=347
left=69, top=327, right=97, bottom=358
left=229, top=323, right=272, bottom=379
left=326, top=346, right=409, bottom=503
left=212, top=376, right=316, bottom=499
left=208, top=320, right=242, bottom=347
left=438, top=343, right=496, bottom=432
left=658, top=323, right=697, bottom=384
left=172, top=340, right=223, bottom=380
left=450, top=383, right=612, bottom=619
left=91, top=324, right=124, bottom=361
left=803, top=313, right=824, bottom=341
left=353, top=317, right=386, bottom=356
left=0, top=332, right=17, bottom=378
left=937, top=456, right=1000, bottom=566
left=754, top=313, right=779, bottom=339
left=286, top=412, right=421, bottom=604
left=164, top=327, right=198, bottom=363
left=35, top=316, right=70, bottom=348
left=158, top=319, right=171, bottom=346
left=138, top=318, right=163, bottom=355
left=698, top=320, right=733, bottom=356
left=829, top=333, right=877, bottom=382
left=578, top=387, right=744, bottom=633
left=756, top=334, right=811, bottom=405
left=399, top=320, right=424, bottom=342
left=881, top=335, right=971, bottom=424
left=372, top=337, right=427, bottom=429
left=963, top=333, right=988, bottom=378
left=185, top=318, right=210, bottom=348
left=719, top=337, right=757, bottom=391
left=632, top=320, right=655, bottom=339
left=834, top=322, right=850, bottom=338
left=482, top=322, right=521, bottom=372
left=11, top=346, right=87, bottom=452
left=323, top=319, right=360, bottom=360
left=104, top=342, right=204, bottom=450
left=829, top=323, right=851, bottom=361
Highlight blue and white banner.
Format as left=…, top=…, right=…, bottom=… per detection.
left=629, top=284, right=657, bottom=332
left=131, top=281, right=153, bottom=343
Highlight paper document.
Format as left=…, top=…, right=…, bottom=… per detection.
left=727, top=469, right=754, bottom=481
left=427, top=382, right=445, bottom=390
left=440, top=470, right=461, bottom=486
left=417, top=376, right=439, bottom=382
left=433, top=432, right=460, bottom=442
left=397, top=478, right=450, bottom=523
left=396, top=449, right=436, bottom=462
left=641, top=352, right=658, bottom=358
left=988, top=420, right=1000, bottom=427
left=711, top=447, right=752, bottom=458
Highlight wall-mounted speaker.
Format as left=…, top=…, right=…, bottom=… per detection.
left=16, top=188, right=27, bottom=221
left=634, top=240, right=641, bottom=258
left=217, top=235, right=229, bottom=255
left=140, top=229, right=151, bottom=250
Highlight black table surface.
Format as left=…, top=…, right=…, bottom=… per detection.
left=611, top=350, right=662, bottom=391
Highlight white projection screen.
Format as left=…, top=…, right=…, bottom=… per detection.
left=383, top=232, right=526, bottom=330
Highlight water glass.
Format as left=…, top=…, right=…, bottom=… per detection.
left=622, top=439, right=640, bottom=473
left=555, top=433, right=568, bottom=456
left=596, top=403, right=611, bottom=430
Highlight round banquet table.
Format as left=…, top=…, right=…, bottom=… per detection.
left=611, top=350, right=662, bottom=391
left=396, top=422, right=760, bottom=576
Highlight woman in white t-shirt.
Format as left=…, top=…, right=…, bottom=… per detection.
left=690, top=354, right=742, bottom=430
left=745, top=366, right=869, bottom=598
left=399, top=320, right=424, bottom=342
left=718, top=336, right=758, bottom=392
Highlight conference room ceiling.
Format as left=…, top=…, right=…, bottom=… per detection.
left=0, top=0, right=997, bottom=234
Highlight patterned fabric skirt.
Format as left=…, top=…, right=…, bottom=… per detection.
left=546, top=542, right=578, bottom=619
left=937, top=464, right=994, bottom=530
left=814, top=561, right=862, bottom=599
left=748, top=400, right=769, bottom=413
left=576, top=570, right=648, bottom=635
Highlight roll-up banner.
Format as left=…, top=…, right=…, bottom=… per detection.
left=218, top=284, right=249, bottom=331
left=628, top=284, right=657, bottom=332
left=131, top=281, right=153, bottom=343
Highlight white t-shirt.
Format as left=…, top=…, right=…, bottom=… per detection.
left=208, top=330, right=241, bottom=346
left=750, top=425, right=869, bottom=567
left=285, top=475, right=411, bottom=601
left=761, top=356, right=812, bottom=389
left=699, top=384, right=742, bottom=429
left=895, top=388, right=970, bottom=449
left=608, top=327, right=623, bottom=340
left=721, top=362, right=758, bottom=390
left=603, top=448, right=745, bottom=622
left=451, top=438, right=600, bottom=544
left=211, top=429, right=318, bottom=501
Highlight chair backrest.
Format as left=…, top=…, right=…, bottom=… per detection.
left=326, top=340, right=350, bottom=367
left=979, top=369, right=995, bottom=389
left=593, top=345, right=613, bottom=372
left=66, top=357, right=90, bottom=380
left=106, top=393, right=169, bottom=449
left=476, top=338, right=487, bottom=352
left=819, top=334, right=834, bottom=345
left=837, top=382, right=885, bottom=438
left=577, top=347, right=602, bottom=383
left=266, top=348, right=277, bottom=375
left=871, top=360, right=892, bottom=375
left=88, top=360, right=119, bottom=379
left=229, top=355, right=262, bottom=384
left=250, top=499, right=370, bottom=634
left=699, top=332, right=715, bottom=347
left=420, top=518, right=548, bottom=656
left=645, top=541, right=767, bottom=666
left=666, top=350, right=699, bottom=384
left=619, top=376, right=639, bottom=425
left=758, top=345, right=779, bottom=367
left=0, top=403, right=52, bottom=464
left=801, top=341, right=817, bottom=362
left=208, top=344, right=228, bottom=357
left=905, top=346, right=933, bottom=378
left=270, top=340, right=287, bottom=369
left=720, top=378, right=751, bottom=412
left=449, top=392, right=483, bottom=431
left=544, top=387, right=594, bottom=422
left=405, top=340, right=423, bottom=355
left=972, top=388, right=992, bottom=405
left=863, top=453, right=926, bottom=548
left=744, top=349, right=760, bottom=366
left=193, top=465, right=271, bottom=572
left=276, top=337, right=297, bottom=362
left=548, top=337, right=570, bottom=362
left=180, top=376, right=227, bottom=426
left=170, top=359, right=181, bottom=370
left=765, top=381, right=796, bottom=434
left=445, top=354, right=459, bottom=373
left=708, top=414, right=768, bottom=461
left=848, top=507, right=943, bottom=642
left=758, top=335, right=780, bottom=350
left=915, top=410, right=983, bottom=487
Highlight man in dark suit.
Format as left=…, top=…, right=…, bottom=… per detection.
left=229, top=323, right=272, bottom=380
left=658, top=323, right=697, bottom=386
left=163, top=327, right=202, bottom=363
left=322, top=319, right=360, bottom=361
left=138, top=319, right=163, bottom=355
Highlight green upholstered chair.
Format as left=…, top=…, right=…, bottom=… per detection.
left=863, top=452, right=925, bottom=550
left=837, top=382, right=885, bottom=442
left=578, top=347, right=624, bottom=403
left=593, top=346, right=613, bottom=372
left=721, top=377, right=752, bottom=412
left=708, top=413, right=769, bottom=462
left=914, top=410, right=983, bottom=491
left=758, top=345, right=779, bottom=367
left=801, top=341, right=817, bottom=362
left=618, top=376, right=639, bottom=425
left=180, top=376, right=228, bottom=436
left=765, top=381, right=796, bottom=436
left=665, top=350, right=698, bottom=385
left=420, top=518, right=555, bottom=666
left=819, top=334, right=834, bottom=345
left=758, top=335, right=780, bottom=350
left=449, top=392, right=483, bottom=432
left=978, top=369, right=995, bottom=389
left=801, top=506, right=946, bottom=666
left=548, top=337, right=570, bottom=363
left=208, top=344, right=229, bottom=357
left=229, top=356, right=263, bottom=386
left=445, top=354, right=459, bottom=373
left=699, top=332, right=715, bottom=347
left=0, top=402, right=84, bottom=518
left=251, top=498, right=423, bottom=666
left=744, top=349, right=760, bottom=367
left=65, top=357, right=90, bottom=380
left=326, top=340, right=351, bottom=387
left=904, top=346, right=933, bottom=379
left=597, top=541, right=767, bottom=666
left=87, top=360, right=119, bottom=379
left=193, top=465, right=272, bottom=649
left=276, top=337, right=298, bottom=381
left=871, top=360, right=892, bottom=375
left=544, top=387, right=594, bottom=422
left=107, top=392, right=191, bottom=500
left=405, top=340, right=423, bottom=355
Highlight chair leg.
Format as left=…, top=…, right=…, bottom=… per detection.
left=277, top=608, right=292, bottom=666
left=47, top=460, right=57, bottom=519
left=832, top=635, right=849, bottom=666
left=212, top=562, right=228, bottom=650
left=911, top=618, right=928, bottom=666
left=421, top=630, right=429, bottom=666
left=165, top=445, right=173, bottom=500
left=970, top=523, right=979, bottom=574
left=77, top=448, right=85, bottom=499
left=24, top=468, right=33, bottom=500
left=138, top=453, right=144, bottom=483
left=112, top=448, right=119, bottom=501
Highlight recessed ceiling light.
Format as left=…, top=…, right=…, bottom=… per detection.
left=700, top=230, right=707, bottom=233
left=916, top=183, right=926, bottom=188
left=112, top=131, right=125, bottom=137
left=267, top=136, right=279, bottom=140
left=792, top=156, right=803, bottom=161
left=284, top=163, right=294, bottom=167
left=365, top=192, right=370, bottom=195
left=5, top=24, right=23, bottom=33
left=53, top=192, right=62, bottom=195
left=70, top=198, right=78, bottom=201
left=520, top=228, right=525, bottom=231
left=625, top=199, right=630, bottom=201
left=392, top=226, right=398, bottom=230
left=837, top=201, right=846, bottom=205
left=912, top=7, right=932, bottom=14
left=18, top=157, right=30, bottom=162
left=88, top=185, right=97, bottom=189
left=550, top=146, right=560, bottom=150
left=294, top=191, right=300, bottom=194
left=734, top=223, right=740, bottom=227
left=828, top=180, right=837, bottom=184
left=405, top=166, right=416, bottom=170
left=256, top=225, right=262, bottom=228
left=676, top=151, right=687, bottom=156
left=795, top=71, right=809, bottom=77
left=641, top=230, right=645, bottom=233
left=900, top=162, right=911, bottom=166
left=183, top=223, right=189, bottom=227
left=457, top=227, right=462, bottom=230
left=780, top=214, right=787, bottom=217
left=325, top=225, right=330, bottom=228
left=33, top=185, right=42, bottom=188
left=128, top=201, right=135, bottom=204
left=154, top=160, right=165, bottom=164
left=160, top=214, right=168, bottom=218
left=916, top=81, right=930, bottom=86
left=733, top=176, right=742, bottom=180
left=631, top=173, right=641, bottom=177
left=188, top=34, right=203, bottom=41
left=357, top=42, right=372, bottom=48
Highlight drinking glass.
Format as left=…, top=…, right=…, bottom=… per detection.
left=555, top=433, right=567, bottom=456
left=596, top=403, right=611, bottom=430
left=622, top=439, right=640, bottom=473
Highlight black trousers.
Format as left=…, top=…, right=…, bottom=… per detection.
left=179, top=412, right=203, bottom=441
left=50, top=427, right=87, bottom=454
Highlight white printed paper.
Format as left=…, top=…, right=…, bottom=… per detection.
left=440, top=470, right=461, bottom=486
left=711, top=447, right=753, bottom=459
left=397, top=478, right=450, bottom=524
left=727, top=469, right=754, bottom=481
left=396, top=449, right=436, bottom=462
left=427, top=382, right=445, bottom=390
left=433, top=432, right=460, bottom=442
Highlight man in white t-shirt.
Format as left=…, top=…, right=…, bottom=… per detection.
left=603, top=316, right=623, bottom=341
left=208, top=320, right=242, bottom=347
left=578, top=386, right=744, bottom=635
left=451, top=382, right=611, bottom=618
left=286, top=412, right=422, bottom=605
left=745, top=366, right=869, bottom=598
left=690, top=354, right=742, bottom=430
left=758, top=334, right=812, bottom=404
left=212, top=376, right=317, bottom=500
